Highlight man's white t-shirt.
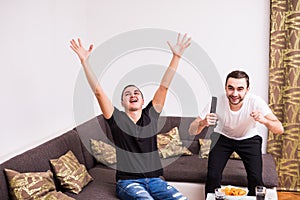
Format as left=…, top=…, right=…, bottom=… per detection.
left=200, top=93, right=272, bottom=140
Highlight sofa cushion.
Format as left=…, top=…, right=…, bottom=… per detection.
left=90, top=139, right=116, bottom=165
left=162, top=155, right=208, bottom=183
left=65, top=166, right=118, bottom=200
left=50, top=150, right=93, bottom=194
left=4, top=168, right=56, bottom=200
left=157, top=127, right=192, bottom=158
left=162, top=154, right=278, bottom=188
left=40, top=191, right=75, bottom=200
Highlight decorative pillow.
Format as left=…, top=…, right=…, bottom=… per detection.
left=4, top=168, right=56, bottom=200
left=90, top=139, right=117, bottom=165
left=157, top=127, right=193, bottom=159
left=230, top=151, right=241, bottom=159
left=199, top=138, right=212, bottom=159
left=50, top=150, right=93, bottom=194
left=199, top=139, right=241, bottom=159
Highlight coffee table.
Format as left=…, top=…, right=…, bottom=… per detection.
left=206, top=193, right=255, bottom=200
left=206, top=188, right=277, bottom=200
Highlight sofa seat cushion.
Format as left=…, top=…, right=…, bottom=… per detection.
left=162, top=154, right=278, bottom=188
left=162, top=155, right=208, bottom=183
left=65, top=166, right=118, bottom=200
left=162, top=155, right=248, bottom=186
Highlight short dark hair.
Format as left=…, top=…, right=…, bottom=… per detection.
left=121, top=84, right=144, bottom=100
left=225, top=70, right=250, bottom=88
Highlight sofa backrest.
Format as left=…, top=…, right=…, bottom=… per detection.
left=0, top=130, right=85, bottom=200
left=75, top=115, right=208, bottom=164
left=157, top=116, right=209, bottom=154
left=75, top=115, right=113, bottom=170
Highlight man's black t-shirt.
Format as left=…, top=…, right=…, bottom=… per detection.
left=105, top=101, right=163, bottom=181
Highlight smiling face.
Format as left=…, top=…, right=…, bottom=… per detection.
left=121, top=85, right=144, bottom=112
left=225, top=77, right=249, bottom=110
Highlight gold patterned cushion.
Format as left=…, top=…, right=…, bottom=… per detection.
left=50, top=150, right=93, bottom=194
left=199, top=139, right=212, bottom=159
left=90, top=139, right=117, bottom=165
left=157, top=127, right=193, bottom=159
left=199, top=139, right=241, bottom=159
left=4, top=168, right=56, bottom=200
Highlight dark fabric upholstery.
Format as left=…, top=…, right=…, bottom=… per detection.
left=75, top=115, right=114, bottom=170
left=0, top=115, right=278, bottom=200
left=162, top=155, right=208, bottom=183
left=261, top=154, right=278, bottom=187
left=0, top=130, right=83, bottom=200
left=65, top=166, right=118, bottom=200
left=162, top=154, right=278, bottom=188
left=158, top=116, right=210, bottom=155
left=158, top=116, right=209, bottom=140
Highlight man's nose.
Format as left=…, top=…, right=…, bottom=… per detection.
left=232, top=90, right=238, bottom=96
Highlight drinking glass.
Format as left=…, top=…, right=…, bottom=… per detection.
left=255, top=186, right=266, bottom=200
left=215, top=188, right=225, bottom=200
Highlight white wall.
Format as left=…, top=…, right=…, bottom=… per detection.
left=0, top=0, right=270, bottom=163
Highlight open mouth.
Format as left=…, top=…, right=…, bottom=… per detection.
left=129, top=97, right=138, bottom=103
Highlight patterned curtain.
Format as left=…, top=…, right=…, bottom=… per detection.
left=268, top=0, right=300, bottom=192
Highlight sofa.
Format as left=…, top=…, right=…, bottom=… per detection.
left=0, top=115, right=278, bottom=200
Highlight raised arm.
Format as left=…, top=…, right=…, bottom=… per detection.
left=152, top=33, right=191, bottom=113
left=70, top=38, right=114, bottom=119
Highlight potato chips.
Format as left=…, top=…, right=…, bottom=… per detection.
left=221, top=186, right=247, bottom=196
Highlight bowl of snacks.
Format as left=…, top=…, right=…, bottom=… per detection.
left=220, top=185, right=248, bottom=200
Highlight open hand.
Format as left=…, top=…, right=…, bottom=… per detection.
left=167, top=33, right=191, bottom=57
left=70, top=38, right=93, bottom=63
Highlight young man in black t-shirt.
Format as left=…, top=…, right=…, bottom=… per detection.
left=70, top=33, right=191, bottom=200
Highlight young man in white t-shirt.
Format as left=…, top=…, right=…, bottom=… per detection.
left=189, top=70, right=283, bottom=196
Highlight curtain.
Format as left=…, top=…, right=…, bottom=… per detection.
left=268, top=0, right=300, bottom=192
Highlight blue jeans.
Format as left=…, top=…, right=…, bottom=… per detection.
left=116, top=178, right=188, bottom=200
